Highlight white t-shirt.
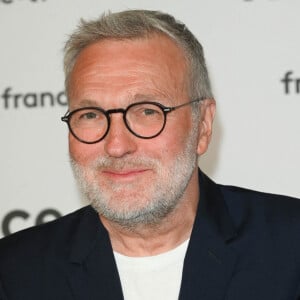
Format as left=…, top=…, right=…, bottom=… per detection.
left=113, top=239, right=189, bottom=300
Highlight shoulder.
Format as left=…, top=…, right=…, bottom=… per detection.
left=200, top=171, right=300, bottom=221
left=0, top=206, right=101, bottom=298
left=217, top=183, right=300, bottom=235
left=220, top=184, right=300, bottom=216
left=0, top=205, right=95, bottom=260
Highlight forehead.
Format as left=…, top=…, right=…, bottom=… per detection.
left=73, top=33, right=187, bottom=68
left=68, top=34, right=189, bottom=105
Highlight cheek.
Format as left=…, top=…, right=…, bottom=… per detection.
left=160, top=115, right=194, bottom=151
left=69, top=134, right=103, bottom=166
left=150, top=129, right=188, bottom=160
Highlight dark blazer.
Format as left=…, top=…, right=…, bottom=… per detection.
left=1, top=171, right=300, bottom=300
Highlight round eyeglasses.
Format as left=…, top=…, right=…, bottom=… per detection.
left=61, top=99, right=202, bottom=144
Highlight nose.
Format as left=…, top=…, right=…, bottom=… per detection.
left=103, top=113, right=137, bottom=158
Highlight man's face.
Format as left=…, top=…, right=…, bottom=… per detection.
left=68, top=34, right=212, bottom=226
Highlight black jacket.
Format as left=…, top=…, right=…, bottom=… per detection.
left=1, top=171, right=300, bottom=299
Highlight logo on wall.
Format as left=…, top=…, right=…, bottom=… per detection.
left=1, top=0, right=46, bottom=4
left=1, top=208, right=62, bottom=237
left=280, top=71, right=300, bottom=95
left=1, top=87, right=67, bottom=109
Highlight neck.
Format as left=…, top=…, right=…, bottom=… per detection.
left=100, top=169, right=199, bottom=257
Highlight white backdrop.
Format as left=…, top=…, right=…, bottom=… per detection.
left=1, top=0, right=299, bottom=237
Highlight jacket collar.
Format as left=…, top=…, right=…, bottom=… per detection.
left=197, top=170, right=237, bottom=242
left=67, top=206, right=124, bottom=299
left=179, top=170, right=238, bottom=299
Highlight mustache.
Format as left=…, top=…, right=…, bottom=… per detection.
left=71, top=156, right=160, bottom=171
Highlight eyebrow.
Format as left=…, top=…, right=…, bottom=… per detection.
left=72, top=94, right=170, bottom=110
left=133, top=93, right=170, bottom=103
left=75, top=99, right=100, bottom=107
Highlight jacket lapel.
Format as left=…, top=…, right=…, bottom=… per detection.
left=179, top=171, right=238, bottom=300
left=66, top=207, right=124, bottom=300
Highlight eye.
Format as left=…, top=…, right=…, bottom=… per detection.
left=72, top=109, right=105, bottom=126
left=143, top=108, right=159, bottom=116
left=130, top=104, right=162, bottom=116
left=80, top=111, right=98, bottom=120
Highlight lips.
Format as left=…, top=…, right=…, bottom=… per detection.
left=101, top=168, right=149, bottom=180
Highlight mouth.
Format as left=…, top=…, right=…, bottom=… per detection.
left=101, top=168, right=150, bottom=181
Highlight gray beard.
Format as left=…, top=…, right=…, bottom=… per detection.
left=71, top=126, right=199, bottom=228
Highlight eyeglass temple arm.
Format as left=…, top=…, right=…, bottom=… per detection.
left=61, top=110, right=70, bottom=122
left=163, top=98, right=204, bottom=112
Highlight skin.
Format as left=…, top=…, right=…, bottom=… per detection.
left=68, top=34, right=216, bottom=256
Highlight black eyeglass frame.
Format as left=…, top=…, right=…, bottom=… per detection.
left=61, top=98, right=203, bottom=144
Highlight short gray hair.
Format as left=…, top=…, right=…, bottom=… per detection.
left=64, top=10, right=214, bottom=102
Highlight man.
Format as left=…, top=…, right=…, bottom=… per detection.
left=0, top=9, right=300, bottom=300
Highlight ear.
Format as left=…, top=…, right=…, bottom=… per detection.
left=196, top=99, right=216, bottom=156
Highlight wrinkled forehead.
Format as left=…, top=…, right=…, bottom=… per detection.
left=68, top=34, right=190, bottom=104
left=72, top=33, right=189, bottom=73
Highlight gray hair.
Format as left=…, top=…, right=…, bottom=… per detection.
left=64, top=10, right=214, bottom=103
